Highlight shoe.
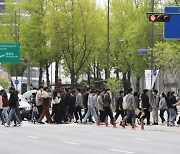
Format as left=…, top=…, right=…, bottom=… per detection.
left=13, top=124, right=17, bottom=127
left=152, top=122, right=158, bottom=125
left=38, top=121, right=45, bottom=124
left=4, top=124, right=10, bottom=127
left=17, top=124, right=21, bottom=127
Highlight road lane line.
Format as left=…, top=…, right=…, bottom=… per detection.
left=0, top=131, right=10, bottom=134
left=92, top=132, right=105, bottom=135
left=62, top=141, right=80, bottom=145
left=133, top=138, right=152, bottom=141
left=108, top=149, right=135, bottom=154
left=27, top=136, right=40, bottom=139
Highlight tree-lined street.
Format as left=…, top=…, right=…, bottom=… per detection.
left=0, top=122, right=180, bottom=154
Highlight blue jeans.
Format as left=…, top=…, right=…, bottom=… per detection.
left=82, top=106, right=98, bottom=123
left=3, top=107, right=9, bottom=122
left=7, top=108, right=21, bottom=125
left=124, top=110, right=136, bottom=122
left=169, top=108, right=177, bottom=123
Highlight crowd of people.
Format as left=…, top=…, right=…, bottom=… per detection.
left=0, top=86, right=180, bottom=127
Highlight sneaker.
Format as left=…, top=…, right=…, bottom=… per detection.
left=4, top=124, right=10, bottom=127
left=17, top=124, right=21, bottom=127
left=38, top=121, right=45, bottom=124
left=13, top=124, right=17, bottom=127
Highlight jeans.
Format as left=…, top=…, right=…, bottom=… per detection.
left=124, top=110, right=136, bottom=122
left=0, top=109, right=5, bottom=124
left=141, top=109, right=150, bottom=124
left=7, top=108, right=21, bottom=125
left=82, top=106, right=98, bottom=123
left=169, top=108, right=177, bottom=123
left=3, top=107, right=9, bottom=122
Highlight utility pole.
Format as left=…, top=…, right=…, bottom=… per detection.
left=106, top=0, right=110, bottom=79
left=150, top=0, right=155, bottom=102
left=15, top=11, right=18, bottom=90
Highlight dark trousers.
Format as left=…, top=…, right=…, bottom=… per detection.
left=76, top=106, right=82, bottom=122
left=37, top=105, right=43, bottom=119
left=53, top=104, right=61, bottom=124
left=0, top=109, right=5, bottom=124
left=114, top=110, right=125, bottom=121
left=141, top=109, right=150, bottom=124
left=159, top=109, right=166, bottom=123
left=99, top=110, right=104, bottom=122
left=102, top=107, right=114, bottom=124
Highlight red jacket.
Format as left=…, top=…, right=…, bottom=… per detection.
left=2, top=97, right=8, bottom=107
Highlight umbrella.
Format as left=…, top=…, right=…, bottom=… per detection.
left=22, top=90, right=37, bottom=99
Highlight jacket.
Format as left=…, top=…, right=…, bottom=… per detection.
left=141, top=93, right=150, bottom=109
left=97, top=95, right=103, bottom=111
left=76, top=93, right=83, bottom=107
left=159, top=97, right=167, bottom=110
left=9, top=92, right=18, bottom=108
left=125, top=93, right=135, bottom=110
left=103, top=93, right=111, bottom=108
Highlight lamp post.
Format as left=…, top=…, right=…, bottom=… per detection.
left=106, top=0, right=110, bottom=79
left=150, top=0, right=155, bottom=101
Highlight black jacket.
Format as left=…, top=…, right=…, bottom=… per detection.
left=9, top=93, right=18, bottom=108
left=141, top=93, right=150, bottom=109
left=83, top=93, right=89, bottom=109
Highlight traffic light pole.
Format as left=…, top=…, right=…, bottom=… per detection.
left=150, top=0, right=155, bottom=103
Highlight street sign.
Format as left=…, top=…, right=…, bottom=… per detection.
left=138, top=49, right=148, bottom=55
left=0, top=43, right=20, bottom=63
left=164, top=7, right=180, bottom=39
left=14, top=79, right=19, bottom=85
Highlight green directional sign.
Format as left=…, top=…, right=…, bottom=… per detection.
left=0, top=43, right=20, bottom=63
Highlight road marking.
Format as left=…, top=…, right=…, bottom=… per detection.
left=27, top=136, right=40, bottom=139
left=62, top=141, right=80, bottom=145
left=92, top=132, right=105, bottom=135
left=0, top=131, right=9, bottom=134
left=133, top=138, right=152, bottom=141
left=108, top=149, right=135, bottom=154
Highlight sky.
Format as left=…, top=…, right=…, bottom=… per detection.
left=96, top=0, right=106, bottom=8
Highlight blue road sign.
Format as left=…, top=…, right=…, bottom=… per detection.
left=138, top=50, right=148, bottom=55
left=164, top=7, right=180, bottom=39
left=153, top=69, right=157, bottom=76
left=14, top=80, right=19, bottom=85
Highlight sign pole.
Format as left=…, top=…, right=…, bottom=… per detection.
left=15, top=11, right=18, bottom=90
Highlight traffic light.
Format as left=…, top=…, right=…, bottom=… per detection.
left=148, top=14, right=170, bottom=22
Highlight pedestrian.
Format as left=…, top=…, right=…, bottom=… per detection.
left=0, top=90, right=5, bottom=125
left=168, top=91, right=177, bottom=126
left=152, top=90, right=159, bottom=125
left=140, top=89, right=151, bottom=125
left=123, top=88, right=136, bottom=126
left=38, top=87, right=53, bottom=124
left=114, top=91, right=124, bottom=123
left=97, top=90, right=104, bottom=122
left=2, top=91, right=9, bottom=123
left=75, top=88, right=83, bottom=123
left=81, top=87, right=92, bottom=123
left=31, top=93, right=38, bottom=123
left=5, top=87, right=21, bottom=127
left=159, top=93, right=167, bottom=124
left=52, top=90, right=61, bottom=124
left=82, top=90, right=98, bottom=124
left=69, top=90, right=78, bottom=122
left=36, top=86, right=44, bottom=119
left=102, top=89, right=114, bottom=125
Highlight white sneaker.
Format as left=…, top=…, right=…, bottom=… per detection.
left=4, top=123, right=10, bottom=127
left=17, top=124, right=21, bottom=127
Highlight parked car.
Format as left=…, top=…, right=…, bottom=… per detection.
left=7, top=93, right=31, bottom=120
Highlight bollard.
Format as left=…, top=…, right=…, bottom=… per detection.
left=98, top=116, right=101, bottom=126
left=105, top=116, right=109, bottom=127
left=141, top=118, right=144, bottom=130
left=122, top=119, right=125, bottom=128
left=113, top=117, right=117, bottom=128
left=132, top=118, right=135, bottom=129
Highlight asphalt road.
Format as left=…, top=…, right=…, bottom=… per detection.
left=0, top=122, right=179, bottom=154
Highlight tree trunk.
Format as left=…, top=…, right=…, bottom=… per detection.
left=45, top=62, right=50, bottom=87
left=87, top=70, right=91, bottom=87
left=127, top=70, right=131, bottom=89
left=93, top=60, right=96, bottom=81
left=55, top=61, right=59, bottom=89
left=39, top=66, right=43, bottom=86
left=136, top=76, right=140, bottom=92
left=96, top=62, right=100, bottom=80
left=71, top=70, right=75, bottom=89
left=122, top=72, right=127, bottom=94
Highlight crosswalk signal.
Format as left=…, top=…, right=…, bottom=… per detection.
left=148, top=14, right=170, bottom=22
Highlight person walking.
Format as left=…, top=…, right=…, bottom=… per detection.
left=2, top=91, right=9, bottom=123
left=159, top=93, right=168, bottom=124
left=114, top=91, right=124, bottom=123
left=0, top=90, right=5, bottom=125
left=38, top=87, right=53, bottom=124
left=152, top=90, right=159, bottom=125
left=97, top=90, right=104, bottom=122
left=5, top=87, right=21, bottom=127
left=75, top=88, right=83, bottom=123
left=123, top=88, right=136, bottom=126
left=102, top=89, right=114, bottom=125
left=36, top=86, right=44, bottom=119
left=141, top=89, right=151, bottom=125
left=82, top=90, right=98, bottom=124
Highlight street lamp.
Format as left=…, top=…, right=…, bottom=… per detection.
left=106, top=0, right=110, bottom=79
